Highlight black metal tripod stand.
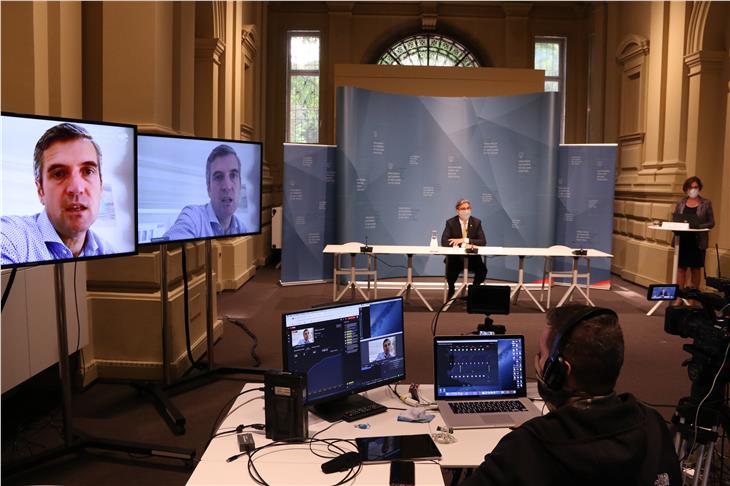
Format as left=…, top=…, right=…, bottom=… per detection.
left=148, top=241, right=269, bottom=435
left=673, top=394, right=730, bottom=486
left=3, top=263, right=195, bottom=478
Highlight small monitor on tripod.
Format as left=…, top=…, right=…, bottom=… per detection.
left=467, top=285, right=510, bottom=335
left=467, top=285, right=511, bottom=315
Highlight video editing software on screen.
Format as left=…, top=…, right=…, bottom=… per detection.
left=284, top=297, right=405, bottom=403
left=435, top=336, right=525, bottom=399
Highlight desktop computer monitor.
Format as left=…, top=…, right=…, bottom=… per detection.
left=282, top=296, right=406, bottom=421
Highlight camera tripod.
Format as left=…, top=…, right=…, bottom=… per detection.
left=673, top=395, right=730, bottom=486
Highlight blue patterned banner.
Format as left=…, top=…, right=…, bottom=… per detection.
left=554, top=144, right=617, bottom=288
left=336, top=87, right=561, bottom=282
left=282, top=144, right=336, bottom=283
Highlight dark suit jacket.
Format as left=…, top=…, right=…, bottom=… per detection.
left=441, top=215, right=487, bottom=247
left=673, top=196, right=715, bottom=249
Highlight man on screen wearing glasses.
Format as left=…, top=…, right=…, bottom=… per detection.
left=1, top=123, right=112, bottom=265
left=164, top=144, right=246, bottom=241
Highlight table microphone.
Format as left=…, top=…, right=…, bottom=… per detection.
left=360, top=236, right=373, bottom=253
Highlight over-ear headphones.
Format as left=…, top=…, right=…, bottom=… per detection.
left=541, top=307, right=618, bottom=391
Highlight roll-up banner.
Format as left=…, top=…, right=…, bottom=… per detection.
left=281, top=143, right=336, bottom=284
left=554, top=144, right=617, bottom=289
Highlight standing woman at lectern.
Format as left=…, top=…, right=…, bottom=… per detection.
left=673, top=176, right=715, bottom=295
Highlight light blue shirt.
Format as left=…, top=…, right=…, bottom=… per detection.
left=163, top=203, right=245, bottom=241
left=1, top=210, right=112, bottom=266
left=375, top=351, right=395, bottom=361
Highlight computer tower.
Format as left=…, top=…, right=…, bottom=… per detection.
left=264, top=371, right=308, bottom=441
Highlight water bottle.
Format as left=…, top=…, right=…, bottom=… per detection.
left=430, top=230, right=438, bottom=248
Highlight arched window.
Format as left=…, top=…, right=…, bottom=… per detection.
left=377, top=33, right=480, bottom=67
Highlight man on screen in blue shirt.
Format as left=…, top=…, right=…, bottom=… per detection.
left=374, top=338, right=395, bottom=361
left=1, top=123, right=112, bottom=265
left=296, top=328, right=313, bottom=346
left=163, top=144, right=246, bottom=241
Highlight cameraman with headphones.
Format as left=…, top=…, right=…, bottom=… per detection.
left=461, top=304, right=681, bottom=485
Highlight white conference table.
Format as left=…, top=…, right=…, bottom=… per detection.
left=323, top=243, right=613, bottom=312
left=646, top=225, right=710, bottom=316
left=187, top=383, right=538, bottom=486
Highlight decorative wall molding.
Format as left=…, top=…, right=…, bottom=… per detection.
left=616, top=34, right=649, bottom=65
left=420, top=2, right=438, bottom=31
left=241, top=24, right=257, bottom=63
left=195, top=37, right=225, bottom=65
left=212, top=1, right=226, bottom=40
left=241, top=122, right=255, bottom=141
left=684, top=50, right=726, bottom=77
left=686, top=1, right=711, bottom=55
left=617, top=131, right=645, bottom=144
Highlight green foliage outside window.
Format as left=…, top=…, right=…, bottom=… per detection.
left=288, top=34, right=320, bottom=143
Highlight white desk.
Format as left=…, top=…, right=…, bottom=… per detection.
left=646, top=225, right=710, bottom=316
left=323, top=244, right=613, bottom=312
left=188, top=384, right=529, bottom=485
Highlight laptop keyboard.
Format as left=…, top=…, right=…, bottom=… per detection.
left=449, top=400, right=527, bottom=414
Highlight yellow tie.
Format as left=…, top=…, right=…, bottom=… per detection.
left=461, top=220, right=467, bottom=239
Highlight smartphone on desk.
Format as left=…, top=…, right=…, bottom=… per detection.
left=390, top=461, right=415, bottom=486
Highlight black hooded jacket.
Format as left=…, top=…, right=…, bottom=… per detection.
left=460, top=393, right=681, bottom=486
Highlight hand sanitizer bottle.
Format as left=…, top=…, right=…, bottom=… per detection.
left=430, top=230, right=438, bottom=248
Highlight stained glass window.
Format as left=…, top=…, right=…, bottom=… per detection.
left=377, top=34, right=480, bottom=67
left=287, top=32, right=320, bottom=143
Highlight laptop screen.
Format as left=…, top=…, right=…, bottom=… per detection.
left=433, top=335, right=527, bottom=400
left=673, top=212, right=700, bottom=228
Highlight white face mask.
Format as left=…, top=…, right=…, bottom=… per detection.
left=458, top=209, right=471, bottom=221
left=688, top=188, right=699, bottom=198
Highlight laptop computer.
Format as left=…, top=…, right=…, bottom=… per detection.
left=672, top=212, right=701, bottom=229
left=434, top=335, right=541, bottom=429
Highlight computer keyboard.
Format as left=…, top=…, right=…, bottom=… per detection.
left=449, top=400, right=527, bottom=414
left=341, top=402, right=388, bottom=422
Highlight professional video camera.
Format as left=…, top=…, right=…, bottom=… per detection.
left=648, top=277, right=730, bottom=400
left=648, top=275, right=730, bottom=482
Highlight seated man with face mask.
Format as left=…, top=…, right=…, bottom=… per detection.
left=442, top=198, right=487, bottom=299
left=460, top=304, right=681, bottom=486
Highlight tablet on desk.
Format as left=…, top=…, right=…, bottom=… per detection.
left=355, top=434, right=442, bottom=464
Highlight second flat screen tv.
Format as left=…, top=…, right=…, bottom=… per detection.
left=137, top=134, right=262, bottom=245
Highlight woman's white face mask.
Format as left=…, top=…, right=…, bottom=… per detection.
left=687, top=188, right=699, bottom=198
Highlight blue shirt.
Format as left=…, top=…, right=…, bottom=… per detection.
left=163, top=203, right=246, bottom=241
left=1, top=210, right=112, bottom=266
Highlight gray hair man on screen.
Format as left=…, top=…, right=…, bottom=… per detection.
left=1, top=123, right=112, bottom=264
left=164, top=144, right=246, bottom=240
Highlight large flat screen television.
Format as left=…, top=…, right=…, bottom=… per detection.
left=136, top=134, right=262, bottom=245
left=1, top=112, right=138, bottom=268
left=282, top=296, right=406, bottom=421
